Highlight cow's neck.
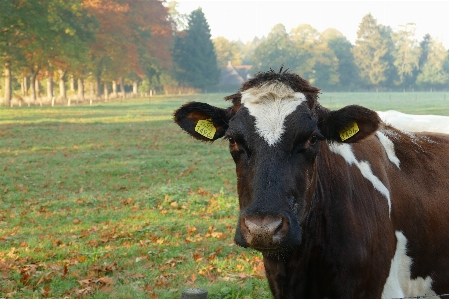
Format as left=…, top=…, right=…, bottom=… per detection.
left=262, top=142, right=363, bottom=299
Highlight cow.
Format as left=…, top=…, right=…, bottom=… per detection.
left=377, top=110, right=449, bottom=134
left=173, top=68, right=449, bottom=299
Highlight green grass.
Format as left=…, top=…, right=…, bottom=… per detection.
left=0, top=92, right=448, bottom=298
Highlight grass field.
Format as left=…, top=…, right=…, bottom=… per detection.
left=1, top=92, right=448, bottom=298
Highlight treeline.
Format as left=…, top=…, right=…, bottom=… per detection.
left=1, top=0, right=174, bottom=107
left=2, top=2, right=449, bottom=107
left=214, top=14, right=449, bottom=92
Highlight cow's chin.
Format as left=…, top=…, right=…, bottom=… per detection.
left=234, top=231, right=302, bottom=254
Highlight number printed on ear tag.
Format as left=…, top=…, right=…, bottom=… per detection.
left=195, top=119, right=216, bottom=139
left=339, top=122, right=359, bottom=141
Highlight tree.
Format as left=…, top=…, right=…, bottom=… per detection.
left=391, top=23, right=421, bottom=89
left=443, top=49, right=449, bottom=89
left=213, top=36, right=242, bottom=68
left=85, top=0, right=173, bottom=97
left=0, top=0, right=96, bottom=106
left=323, top=30, right=360, bottom=90
left=353, top=14, right=389, bottom=90
left=380, top=25, right=399, bottom=89
left=240, top=37, right=264, bottom=65
left=0, top=0, right=48, bottom=106
left=43, top=0, right=96, bottom=103
left=167, top=0, right=188, bottom=31
left=418, top=34, right=431, bottom=70
left=289, top=24, right=320, bottom=80
left=416, top=37, right=449, bottom=90
left=252, top=24, right=295, bottom=74
left=172, top=8, right=219, bottom=89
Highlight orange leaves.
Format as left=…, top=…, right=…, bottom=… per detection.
left=205, top=226, right=228, bottom=240
left=185, top=224, right=229, bottom=245
left=222, top=272, right=251, bottom=282
left=253, top=256, right=266, bottom=279
left=83, top=0, right=129, bottom=13
left=186, top=273, right=197, bottom=285
left=76, top=276, right=114, bottom=296
left=78, top=276, right=114, bottom=286
left=159, top=256, right=187, bottom=271
left=84, top=0, right=173, bottom=77
left=198, top=264, right=218, bottom=281
left=72, top=262, right=117, bottom=295
left=10, top=260, right=76, bottom=295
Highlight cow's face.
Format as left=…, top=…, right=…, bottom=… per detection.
left=225, top=83, right=321, bottom=252
left=174, top=70, right=380, bottom=253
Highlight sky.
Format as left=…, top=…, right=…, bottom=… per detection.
left=175, top=0, right=449, bottom=48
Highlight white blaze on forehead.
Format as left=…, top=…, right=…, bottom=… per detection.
left=376, top=131, right=400, bottom=169
left=241, top=83, right=306, bottom=146
left=329, top=143, right=392, bottom=216
left=382, top=231, right=438, bottom=298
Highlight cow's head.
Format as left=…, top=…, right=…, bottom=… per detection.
left=174, top=69, right=380, bottom=253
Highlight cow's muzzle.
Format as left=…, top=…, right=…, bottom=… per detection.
left=238, top=214, right=290, bottom=251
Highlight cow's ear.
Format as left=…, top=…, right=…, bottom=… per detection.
left=173, top=102, right=231, bottom=142
left=318, top=105, right=380, bottom=143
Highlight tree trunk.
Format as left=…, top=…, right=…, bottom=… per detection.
left=30, top=72, right=37, bottom=102
left=112, top=80, right=117, bottom=97
left=58, top=69, right=67, bottom=104
left=47, top=72, right=53, bottom=105
left=4, top=61, right=12, bottom=107
left=95, top=75, right=101, bottom=99
left=21, top=75, right=28, bottom=96
left=104, top=82, right=109, bottom=102
left=77, top=78, right=84, bottom=103
left=70, top=75, right=75, bottom=91
left=132, top=80, right=138, bottom=96
left=120, top=77, right=125, bottom=98
left=89, top=81, right=94, bottom=105
left=35, top=78, right=40, bottom=95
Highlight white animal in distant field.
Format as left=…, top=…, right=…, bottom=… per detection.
left=377, top=110, right=449, bottom=134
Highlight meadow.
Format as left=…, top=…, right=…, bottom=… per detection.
left=1, top=92, right=448, bottom=298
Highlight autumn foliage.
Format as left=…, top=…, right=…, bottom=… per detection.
left=84, top=0, right=173, bottom=78
left=0, top=0, right=174, bottom=106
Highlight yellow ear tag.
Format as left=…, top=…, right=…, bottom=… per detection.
left=339, top=122, right=359, bottom=141
left=195, top=119, right=216, bottom=139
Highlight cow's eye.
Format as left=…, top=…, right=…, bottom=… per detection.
left=309, top=134, right=323, bottom=145
left=226, top=136, right=237, bottom=147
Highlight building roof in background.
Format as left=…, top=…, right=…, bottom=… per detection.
left=219, top=61, right=252, bottom=86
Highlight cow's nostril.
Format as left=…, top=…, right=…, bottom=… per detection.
left=242, top=215, right=288, bottom=248
left=245, top=218, right=282, bottom=235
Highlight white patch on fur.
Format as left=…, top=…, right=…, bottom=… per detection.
left=328, top=143, right=391, bottom=216
left=377, top=110, right=449, bottom=134
left=376, top=131, right=400, bottom=169
left=382, top=231, right=438, bottom=299
left=241, top=83, right=306, bottom=146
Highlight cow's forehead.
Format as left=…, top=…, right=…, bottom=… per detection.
left=240, top=82, right=308, bottom=146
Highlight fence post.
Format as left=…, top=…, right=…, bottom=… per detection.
left=180, top=288, right=208, bottom=299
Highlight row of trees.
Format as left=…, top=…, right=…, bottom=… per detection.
left=2, top=2, right=449, bottom=107
left=1, top=0, right=173, bottom=107
left=213, top=14, right=449, bottom=91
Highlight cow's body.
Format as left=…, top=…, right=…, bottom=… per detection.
left=264, top=129, right=449, bottom=298
left=377, top=110, right=449, bottom=134
left=174, top=69, right=449, bottom=298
